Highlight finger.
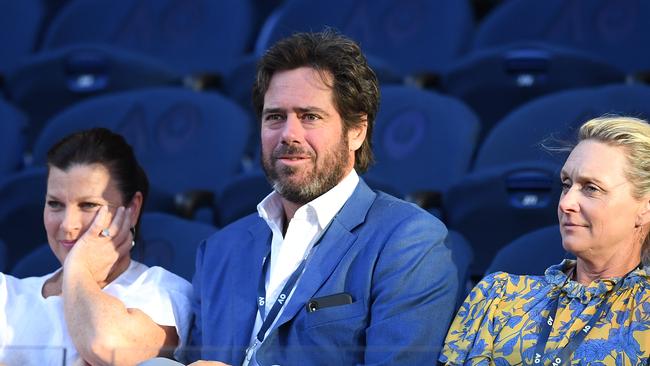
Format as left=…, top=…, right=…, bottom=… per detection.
left=88, top=205, right=110, bottom=236
left=106, top=206, right=127, bottom=241
left=113, top=208, right=134, bottom=254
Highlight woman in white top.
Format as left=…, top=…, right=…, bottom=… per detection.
left=0, top=128, right=192, bottom=366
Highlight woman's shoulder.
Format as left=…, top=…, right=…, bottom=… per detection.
left=474, top=271, right=548, bottom=298
left=107, top=261, right=192, bottom=296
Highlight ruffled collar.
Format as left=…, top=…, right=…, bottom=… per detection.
left=544, top=259, right=650, bottom=304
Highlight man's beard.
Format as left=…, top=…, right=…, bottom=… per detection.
left=262, top=138, right=350, bottom=205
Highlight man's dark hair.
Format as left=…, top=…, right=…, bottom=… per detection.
left=252, top=29, right=380, bottom=173
left=46, top=127, right=149, bottom=232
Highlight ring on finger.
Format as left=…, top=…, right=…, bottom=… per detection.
left=100, top=228, right=111, bottom=238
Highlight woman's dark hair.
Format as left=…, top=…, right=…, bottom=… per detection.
left=46, top=127, right=149, bottom=233
left=252, top=29, right=380, bottom=173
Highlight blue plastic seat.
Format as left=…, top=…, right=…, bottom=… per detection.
left=485, top=225, right=570, bottom=276
left=30, top=88, right=252, bottom=212
left=443, top=161, right=562, bottom=277
left=472, top=0, right=650, bottom=73
left=134, top=212, right=217, bottom=281
left=363, top=85, right=480, bottom=198
left=0, top=238, right=7, bottom=272
left=254, top=0, right=474, bottom=78
left=0, top=0, right=43, bottom=76
left=0, top=167, right=48, bottom=271
left=0, top=98, right=28, bottom=179
left=41, top=0, right=255, bottom=76
left=473, top=84, right=650, bottom=171
left=10, top=244, right=58, bottom=278
left=6, top=44, right=179, bottom=149
left=441, top=42, right=624, bottom=136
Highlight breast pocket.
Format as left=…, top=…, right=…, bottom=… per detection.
left=304, top=299, right=366, bottom=329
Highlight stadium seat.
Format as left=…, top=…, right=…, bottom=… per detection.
left=0, top=98, right=28, bottom=179
left=5, top=44, right=179, bottom=149
left=41, top=0, right=255, bottom=76
left=30, top=88, right=252, bottom=213
left=485, top=225, right=570, bottom=276
left=0, top=167, right=48, bottom=271
left=0, top=0, right=43, bottom=77
left=472, top=0, right=650, bottom=73
left=254, top=0, right=474, bottom=78
left=133, top=212, right=217, bottom=281
left=215, top=171, right=271, bottom=227
left=473, top=84, right=650, bottom=171
left=364, top=85, right=480, bottom=200
left=443, top=161, right=562, bottom=277
left=10, top=244, right=58, bottom=278
left=441, top=42, right=624, bottom=136
left=0, top=238, right=7, bottom=272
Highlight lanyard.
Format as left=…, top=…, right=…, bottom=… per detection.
left=524, top=265, right=639, bottom=366
left=255, top=249, right=308, bottom=342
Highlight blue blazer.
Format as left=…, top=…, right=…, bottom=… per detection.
left=189, top=179, right=459, bottom=365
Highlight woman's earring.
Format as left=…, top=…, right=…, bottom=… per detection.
left=130, top=227, right=136, bottom=247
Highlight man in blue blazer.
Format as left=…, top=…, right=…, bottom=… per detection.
left=187, top=30, right=459, bottom=366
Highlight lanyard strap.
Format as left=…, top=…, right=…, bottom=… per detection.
left=525, top=266, right=637, bottom=366
left=255, top=249, right=309, bottom=343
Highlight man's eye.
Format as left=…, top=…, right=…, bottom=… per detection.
left=302, top=113, right=320, bottom=121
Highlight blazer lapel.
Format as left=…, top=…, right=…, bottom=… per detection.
left=274, top=179, right=377, bottom=328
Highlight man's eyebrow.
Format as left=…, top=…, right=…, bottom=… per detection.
left=262, top=107, right=285, bottom=115
left=294, top=106, right=330, bottom=116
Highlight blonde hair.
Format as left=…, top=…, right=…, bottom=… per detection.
left=578, top=115, right=650, bottom=264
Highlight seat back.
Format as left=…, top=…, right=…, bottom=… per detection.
left=364, top=85, right=480, bottom=197
left=442, top=43, right=624, bottom=136
left=485, top=225, right=570, bottom=276
left=42, top=0, right=254, bottom=75
left=255, top=0, right=474, bottom=77
left=6, top=45, right=179, bottom=148
left=0, top=168, right=48, bottom=271
left=10, top=244, right=59, bottom=278
left=0, top=98, right=28, bottom=179
left=31, top=88, right=252, bottom=211
left=473, top=84, right=650, bottom=171
left=472, top=0, right=650, bottom=73
left=443, top=161, right=562, bottom=277
left=134, top=212, right=217, bottom=281
left=0, top=0, right=43, bottom=76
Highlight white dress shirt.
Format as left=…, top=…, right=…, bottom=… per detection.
left=243, top=169, right=359, bottom=366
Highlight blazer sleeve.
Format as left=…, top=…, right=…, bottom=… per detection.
left=185, top=239, right=207, bottom=359
left=364, top=211, right=459, bottom=365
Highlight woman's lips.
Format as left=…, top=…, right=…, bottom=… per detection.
left=60, top=240, right=77, bottom=248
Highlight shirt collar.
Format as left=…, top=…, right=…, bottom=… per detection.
left=257, top=169, right=359, bottom=231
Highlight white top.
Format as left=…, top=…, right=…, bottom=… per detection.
left=244, top=169, right=359, bottom=365
left=0, top=260, right=192, bottom=366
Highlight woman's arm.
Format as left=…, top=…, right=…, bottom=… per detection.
left=63, top=206, right=179, bottom=366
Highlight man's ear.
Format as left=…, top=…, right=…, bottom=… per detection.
left=347, top=115, right=368, bottom=152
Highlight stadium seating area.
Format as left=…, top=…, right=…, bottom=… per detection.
left=1, top=0, right=649, bottom=291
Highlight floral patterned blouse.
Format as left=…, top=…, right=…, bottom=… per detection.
left=440, top=260, right=650, bottom=365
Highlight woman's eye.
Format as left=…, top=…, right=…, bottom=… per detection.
left=561, top=181, right=571, bottom=191
left=46, top=200, right=63, bottom=209
left=583, top=185, right=599, bottom=194
left=80, top=202, right=101, bottom=210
